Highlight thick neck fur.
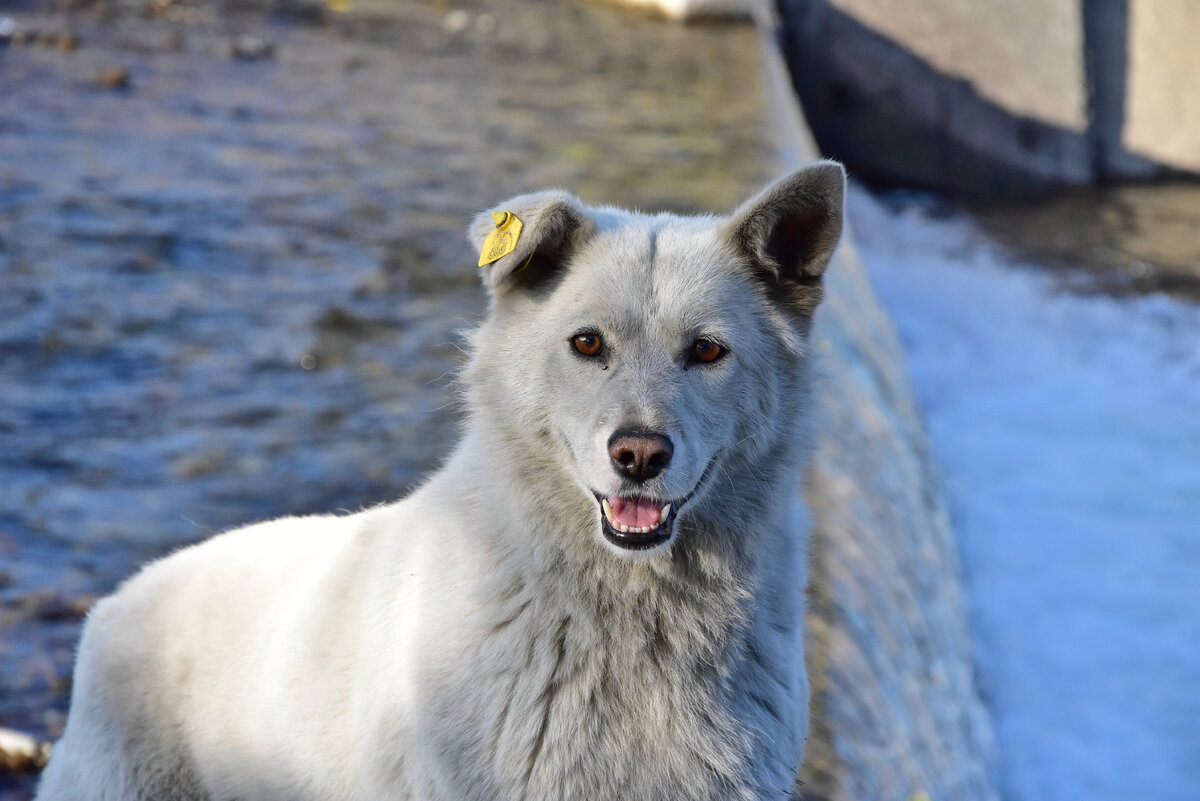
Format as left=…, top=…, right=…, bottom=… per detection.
left=420, top=359, right=812, bottom=801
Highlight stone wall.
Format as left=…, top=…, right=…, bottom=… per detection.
left=1124, top=2, right=1200, bottom=173
left=756, top=33, right=1003, bottom=801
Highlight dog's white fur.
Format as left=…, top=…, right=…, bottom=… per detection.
left=36, top=163, right=845, bottom=801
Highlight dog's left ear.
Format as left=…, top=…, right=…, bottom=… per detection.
left=721, top=161, right=846, bottom=316
left=469, top=190, right=593, bottom=297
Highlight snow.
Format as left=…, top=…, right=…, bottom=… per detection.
left=849, top=186, right=1200, bottom=801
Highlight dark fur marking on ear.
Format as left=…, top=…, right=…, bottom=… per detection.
left=471, top=193, right=594, bottom=297
left=506, top=250, right=570, bottom=297
left=767, top=210, right=828, bottom=280
left=723, top=162, right=845, bottom=318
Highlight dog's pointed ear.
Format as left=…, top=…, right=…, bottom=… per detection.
left=721, top=161, right=846, bottom=315
left=469, top=190, right=593, bottom=297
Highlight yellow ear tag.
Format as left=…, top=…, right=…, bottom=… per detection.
left=478, top=210, right=523, bottom=267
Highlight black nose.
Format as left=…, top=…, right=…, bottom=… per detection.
left=607, top=430, right=674, bottom=483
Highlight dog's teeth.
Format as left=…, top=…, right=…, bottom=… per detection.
left=603, top=501, right=671, bottom=536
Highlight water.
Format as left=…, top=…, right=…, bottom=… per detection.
left=972, top=185, right=1200, bottom=301
left=852, top=184, right=1200, bottom=801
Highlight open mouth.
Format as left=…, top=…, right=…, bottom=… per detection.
left=592, top=459, right=716, bottom=551
left=597, top=494, right=679, bottom=550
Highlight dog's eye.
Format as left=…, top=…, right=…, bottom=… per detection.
left=571, top=332, right=603, bottom=357
left=691, top=338, right=726, bottom=364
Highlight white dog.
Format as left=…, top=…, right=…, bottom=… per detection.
left=36, top=162, right=845, bottom=801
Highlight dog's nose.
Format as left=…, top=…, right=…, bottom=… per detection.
left=608, top=431, right=674, bottom=483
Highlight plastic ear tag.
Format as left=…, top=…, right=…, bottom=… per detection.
left=478, top=210, right=523, bottom=267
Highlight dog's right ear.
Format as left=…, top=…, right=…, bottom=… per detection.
left=469, top=191, right=593, bottom=297
left=720, top=161, right=846, bottom=317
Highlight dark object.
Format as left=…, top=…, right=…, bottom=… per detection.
left=98, top=67, right=131, bottom=89
left=608, top=431, right=674, bottom=482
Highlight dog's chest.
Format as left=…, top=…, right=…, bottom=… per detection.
left=410, top=587, right=783, bottom=801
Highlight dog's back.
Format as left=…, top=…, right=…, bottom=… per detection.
left=37, top=512, right=378, bottom=799
left=38, top=163, right=844, bottom=801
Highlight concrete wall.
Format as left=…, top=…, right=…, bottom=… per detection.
left=801, top=243, right=1000, bottom=801
left=1125, top=2, right=1200, bottom=173
left=775, top=0, right=1200, bottom=194
left=824, top=0, right=1087, bottom=132
left=757, top=34, right=1002, bottom=801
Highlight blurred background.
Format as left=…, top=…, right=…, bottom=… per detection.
left=0, top=1, right=1197, bottom=799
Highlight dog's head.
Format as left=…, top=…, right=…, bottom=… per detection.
left=465, top=163, right=845, bottom=559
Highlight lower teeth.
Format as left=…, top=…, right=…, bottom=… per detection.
left=602, top=500, right=672, bottom=536
left=612, top=521, right=661, bottom=535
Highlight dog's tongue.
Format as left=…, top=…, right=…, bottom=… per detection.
left=607, top=496, right=663, bottom=529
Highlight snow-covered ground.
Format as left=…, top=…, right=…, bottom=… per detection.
left=849, top=187, right=1200, bottom=801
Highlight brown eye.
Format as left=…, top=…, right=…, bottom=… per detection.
left=572, top=332, right=603, bottom=357
left=691, top=338, right=725, bottom=364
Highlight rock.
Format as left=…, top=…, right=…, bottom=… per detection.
left=315, top=306, right=374, bottom=337
left=97, top=67, right=131, bottom=89
left=0, top=728, right=51, bottom=773
left=3, top=590, right=98, bottom=623
left=24, top=591, right=98, bottom=621
left=228, top=34, right=275, bottom=60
